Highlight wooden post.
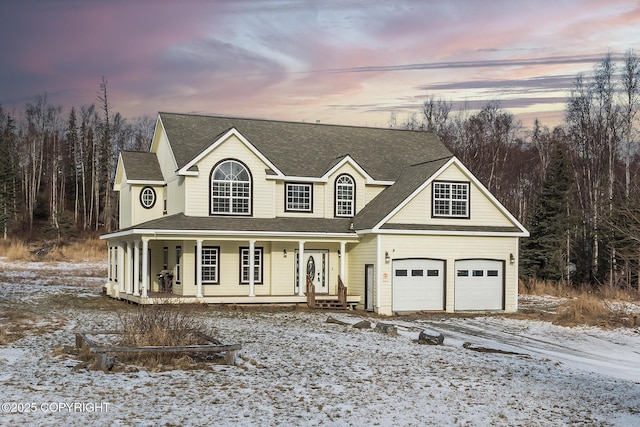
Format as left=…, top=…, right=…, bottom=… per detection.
left=225, top=350, right=236, bottom=366
left=306, top=275, right=315, bottom=308
left=75, top=333, right=84, bottom=349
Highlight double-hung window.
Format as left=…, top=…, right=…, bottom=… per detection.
left=211, top=160, right=251, bottom=215
left=240, top=247, right=263, bottom=284
left=285, top=183, right=312, bottom=212
left=201, top=246, right=220, bottom=284
left=335, top=174, right=354, bottom=217
left=433, top=181, right=470, bottom=218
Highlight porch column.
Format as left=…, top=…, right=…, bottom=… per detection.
left=107, top=244, right=112, bottom=284
left=298, top=240, right=305, bottom=296
left=196, top=239, right=203, bottom=298
left=141, top=238, right=149, bottom=298
left=118, top=242, right=125, bottom=293
left=339, top=241, right=346, bottom=282
left=133, top=240, right=140, bottom=296
left=124, top=241, right=132, bottom=294
left=248, top=239, right=256, bottom=297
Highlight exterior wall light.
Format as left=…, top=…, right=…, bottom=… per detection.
left=283, top=249, right=287, bottom=257
left=509, top=253, right=515, bottom=264
left=385, top=251, right=390, bottom=263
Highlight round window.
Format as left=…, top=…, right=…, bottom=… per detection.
left=140, top=186, right=156, bottom=209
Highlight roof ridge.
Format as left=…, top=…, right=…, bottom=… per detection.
left=158, top=111, right=438, bottom=133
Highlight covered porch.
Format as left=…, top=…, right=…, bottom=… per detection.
left=102, top=226, right=361, bottom=309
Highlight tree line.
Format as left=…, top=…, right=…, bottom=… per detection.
left=0, top=78, right=154, bottom=239
left=394, top=50, right=640, bottom=290
left=2, top=52, right=640, bottom=289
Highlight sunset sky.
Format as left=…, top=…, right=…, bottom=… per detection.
left=1, top=0, right=639, bottom=129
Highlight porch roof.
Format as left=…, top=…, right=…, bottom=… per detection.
left=103, top=213, right=358, bottom=239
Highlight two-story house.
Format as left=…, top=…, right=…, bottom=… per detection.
left=101, top=112, right=528, bottom=315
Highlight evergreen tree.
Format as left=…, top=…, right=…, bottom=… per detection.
left=0, top=111, right=19, bottom=238
left=521, top=142, right=574, bottom=281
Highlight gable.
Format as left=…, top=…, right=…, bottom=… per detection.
left=115, top=151, right=164, bottom=190
left=387, top=161, right=513, bottom=227
left=181, top=131, right=278, bottom=218
left=357, top=157, right=527, bottom=236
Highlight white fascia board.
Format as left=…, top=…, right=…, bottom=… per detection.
left=177, top=127, right=284, bottom=177
left=371, top=157, right=455, bottom=231
left=448, top=157, right=529, bottom=235
left=154, top=114, right=179, bottom=167
left=371, top=156, right=529, bottom=235
left=321, top=155, right=383, bottom=185
left=265, top=175, right=324, bottom=183
left=362, top=228, right=529, bottom=237
left=127, top=180, right=166, bottom=186
left=101, top=228, right=359, bottom=240
left=264, top=155, right=395, bottom=186
left=114, top=153, right=125, bottom=191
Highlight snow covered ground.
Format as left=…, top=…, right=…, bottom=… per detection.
left=1, top=259, right=640, bottom=426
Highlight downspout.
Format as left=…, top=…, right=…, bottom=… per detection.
left=376, top=234, right=382, bottom=313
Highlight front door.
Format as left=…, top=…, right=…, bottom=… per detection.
left=295, top=250, right=329, bottom=294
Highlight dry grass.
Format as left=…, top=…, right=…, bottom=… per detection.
left=555, top=293, right=615, bottom=326
left=521, top=278, right=639, bottom=328
left=0, top=239, right=33, bottom=261
left=0, top=238, right=106, bottom=262
left=116, top=304, right=218, bottom=367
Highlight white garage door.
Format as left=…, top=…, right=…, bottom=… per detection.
left=455, top=259, right=504, bottom=310
left=392, top=259, right=445, bottom=312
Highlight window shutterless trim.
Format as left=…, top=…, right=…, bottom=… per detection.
left=200, top=245, right=220, bottom=284
left=209, top=159, right=253, bottom=216
left=334, top=173, right=355, bottom=218
left=431, top=180, right=470, bottom=219
left=284, top=182, right=313, bottom=213
left=239, top=246, right=264, bottom=284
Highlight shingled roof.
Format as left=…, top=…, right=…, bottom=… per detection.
left=158, top=112, right=452, bottom=181
left=120, top=151, right=163, bottom=182
left=353, top=157, right=451, bottom=230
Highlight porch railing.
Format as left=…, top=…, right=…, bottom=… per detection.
left=306, top=275, right=315, bottom=308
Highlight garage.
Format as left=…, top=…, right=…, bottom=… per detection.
left=454, top=259, right=504, bottom=310
left=392, top=259, right=445, bottom=312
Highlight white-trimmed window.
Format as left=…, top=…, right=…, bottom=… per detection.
left=175, top=246, right=182, bottom=284
left=433, top=181, right=470, bottom=218
left=240, top=247, right=263, bottom=284
left=202, top=246, right=220, bottom=284
left=140, top=186, right=156, bottom=209
left=211, top=160, right=251, bottom=215
left=286, top=183, right=312, bottom=212
left=335, top=174, right=355, bottom=217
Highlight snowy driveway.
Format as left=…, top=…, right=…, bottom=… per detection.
left=1, top=260, right=640, bottom=426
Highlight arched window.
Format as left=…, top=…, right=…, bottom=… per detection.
left=335, top=174, right=355, bottom=217
left=210, top=160, right=251, bottom=215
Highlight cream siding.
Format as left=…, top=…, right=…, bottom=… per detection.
left=346, top=234, right=377, bottom=310
left=364, top=185, right=386, bottom=205
left=378, top=234, right=519, bottom=314
left=130, top=185, right=164, bottom=226
left=388, top=163, right=515, bottom=227
left=184, top=135, right=275, bottom=218
left=153, top=125, right=177, bottom=180
left=324, top=163, right=368, bottom=218
left=119, top=182, right=132, bottom=228
left=275, top=182, right=325, bottom=218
